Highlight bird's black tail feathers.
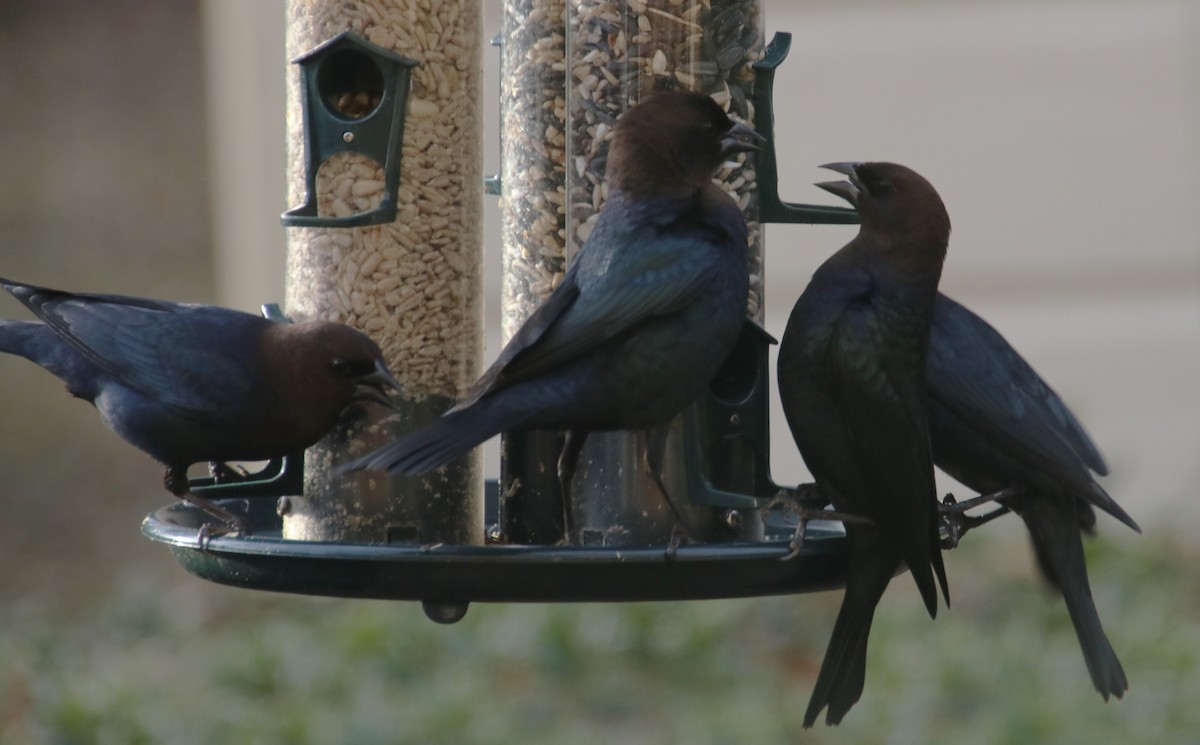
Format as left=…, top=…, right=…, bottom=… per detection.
left=805, top=532, right=899, bottom=727
left=0, top=320, right=41, bottom=356
left=804, top=606, right=873, bottom=728
left=336, top=396, right=533, bottom=476
left=932, top=542, right=951, bottom=610
left=903, top=506, right=950, bottom=621
left=0, top=320, right=85, bottom=387
left=1022, top=502, right=1128, bottom=700
left=931, top=511, right=951, bottom=610
left=1084, top=481, right=1141, bottom=534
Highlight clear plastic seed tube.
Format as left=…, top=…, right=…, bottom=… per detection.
left=283, top=0, right=485, bottom=545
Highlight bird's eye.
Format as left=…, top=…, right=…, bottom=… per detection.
left=860, top=172, right=893, bottom=196
left=330, top=357, right=371, bottom=378
left=875, top=179, right=893, bottom=194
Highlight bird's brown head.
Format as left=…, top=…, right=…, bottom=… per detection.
left=816, top=162, right=951, bottom=263
left=263, top=321, right=401, bottom=445
left=605, top=89, right=763, bottom=198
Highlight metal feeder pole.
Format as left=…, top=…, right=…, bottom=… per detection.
left=282, top=0, right=485, bottom=548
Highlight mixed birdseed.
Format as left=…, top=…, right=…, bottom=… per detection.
left=501, top=0, right=765, bottom=333
left=499, top=0, right=569, bottom=339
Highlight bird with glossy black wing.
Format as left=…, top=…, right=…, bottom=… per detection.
left=339, top=90, right=761, bottom=541
left=778, top=161, right=951, bottom=727
left=0, top=278, right=400, bottom=533
left=928, top=292, right=1139, bottom=700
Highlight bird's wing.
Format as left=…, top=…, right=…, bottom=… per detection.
left=830, top=306, right=937, bottom=519
left=927, top=295, right=1137, bottom=529
left=455, top=262, right=583, bottom=407
left=459, top=213, right=737, bottom=405
left=21, top=288, right=257, bottom=421
left=829, top=301, right=946, bottom=614
left=928, top=296, right=1108, bottom=471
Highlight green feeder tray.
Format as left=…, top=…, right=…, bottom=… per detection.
left=141, top=486, right=850, bottom=623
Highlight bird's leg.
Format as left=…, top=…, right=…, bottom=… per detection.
left=938, top=486, right=1022, bottom=549
left=557, top=430, right=587, bottom=545
left=767, top=485, right=875, bottom=561
left=208, top=461, right=249, bottom=483
left=643, top=426, right=694, bottom=558
left=164, top=466, right=249, bottom=544
left=941, top=486, right=1024, bottom=515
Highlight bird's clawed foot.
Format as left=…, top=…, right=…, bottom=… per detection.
left=177, top=491, right=250, bottom=549
left=208, top=461, right=250, bottom=482
left=194, top=514, right=247, bottom=550
left=165, top=466, right=250, bottom=541
left=767, top=486, right=874, bottom=561
left=938, top=487, right=1021, bottom=549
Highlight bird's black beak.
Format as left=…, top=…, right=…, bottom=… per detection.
left=719, top=121, right=766, bottom=158
left=353, top=359, right=403, bottom=411
left=815, top=161, right=864, bottom=207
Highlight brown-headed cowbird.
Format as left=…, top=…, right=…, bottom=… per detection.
left=778, top=162, right=951, bottom=726
left=0, top=278, right=400, bottom=532
left=340, top=90, right=761, bottom=539
left=928, top=293, right=1139, bottom=699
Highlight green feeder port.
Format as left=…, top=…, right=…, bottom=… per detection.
left=282, top=31, right=419, bottom=228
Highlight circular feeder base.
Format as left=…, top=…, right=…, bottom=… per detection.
left=142, top=496, right=849, bottom=604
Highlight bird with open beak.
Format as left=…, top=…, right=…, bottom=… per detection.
left=778, top=161, right=951, bottom=726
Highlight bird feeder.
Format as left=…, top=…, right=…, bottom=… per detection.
left=143, top=0, right=862, bottom=622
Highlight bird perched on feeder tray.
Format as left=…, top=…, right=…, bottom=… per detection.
left=0, top=278, right=401, bottom=535
left=339, top=89, right=761, bottom=541
left=777, top=161, right=951, bottom=727
left=927, top=292, right=1139, bottom=700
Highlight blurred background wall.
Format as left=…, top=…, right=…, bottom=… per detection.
left=0, top=0, right=1195, bottom=608
left=0, top=0, right=215, bottom=600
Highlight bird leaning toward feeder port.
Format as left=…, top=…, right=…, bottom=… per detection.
left=0, top=277, right=401, bottom=539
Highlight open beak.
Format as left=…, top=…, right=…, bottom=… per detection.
left=814, top=161, right=864, bottom=207
left=353, top=359, right=403, bottom=411
left=719, top=121, right=766, bottom=158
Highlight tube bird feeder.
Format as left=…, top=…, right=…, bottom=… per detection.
left=144, top=5, right=865, bottom=621
left=281, top=0, right=486, bottom=547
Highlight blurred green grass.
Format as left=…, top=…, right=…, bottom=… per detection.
left=2, top=527, right=1196, bottom=745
